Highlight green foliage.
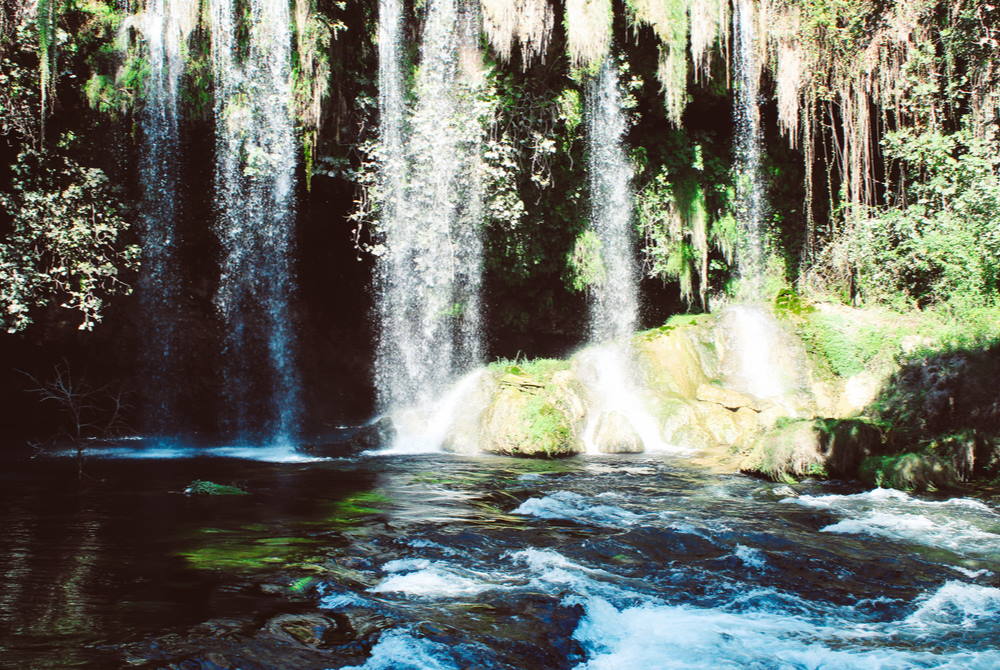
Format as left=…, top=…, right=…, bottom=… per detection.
left=489, top=356, right=569, bottom=377
left=773, top=288, right=814, bottom=316
left=0, top=141, right=139, bottom=333
left=522, top=393, right=572, bottom=455
left=795, top=310, right=900, bottom=378
left=859, top=453, right=955, bottom=492
left=830, top=127, right=1000, bottom=308
left=565, top=229, right=605, bottom=291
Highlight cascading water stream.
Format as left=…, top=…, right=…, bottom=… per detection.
left=724, top=1, right=791, bottom=403
left=209, top=0, right=300, bottom=445
left=131, top=0, right=196, bottom=437
left=375, top=0, right=485, bottom=452
left=733, top=0, right=766, bottom=296
left=579, top=59, right=667, bottom=454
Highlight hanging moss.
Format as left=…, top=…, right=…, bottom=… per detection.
left=564, top=0, right=612, bottom=69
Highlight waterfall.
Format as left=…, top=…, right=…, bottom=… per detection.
left=375, top=0, right=485, bottom=451
left=585, top=59, right=639, bottom=343
left=209, top=0, right=300, bottom=445
left=579, top=59, right=668, bottom=454
left=132, top=0, right=195, bottom=437
left=733, top=0, right=766, bottom=296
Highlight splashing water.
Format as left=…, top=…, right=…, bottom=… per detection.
left=131, top=0, right=197, bottom=436
left=719, top=304, right=795, bottom=401
left=733, top=0, right=767, bottom=296
left=375, top=0, right=485, bottom=450
left=576, top=344, right=674, bottom=454
left=209, top=0, right=300, bottom=445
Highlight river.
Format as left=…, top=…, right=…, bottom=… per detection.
left=1, top=448, right=998, bottom=668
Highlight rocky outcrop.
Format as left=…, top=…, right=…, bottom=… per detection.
left=739, top=418, right=885, bottom=482
left=478, top=368, right=587, bottom=457
left=433, top=303, right=992, bottom=489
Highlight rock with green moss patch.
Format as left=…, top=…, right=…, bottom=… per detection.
left=479, top=369, right=586, bottom=457
left=184, top=480, right=249, bottom=496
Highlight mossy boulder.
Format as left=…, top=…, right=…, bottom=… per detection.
left=740, top=418, right=884, bottom=482
left=479, top=367, right=586, bottom=457
left=859, top=453, right=958, bottom=491
left=184, top=480, right=249, bottom=496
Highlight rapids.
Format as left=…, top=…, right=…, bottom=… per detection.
left=1, top=450, right=997, bottom=668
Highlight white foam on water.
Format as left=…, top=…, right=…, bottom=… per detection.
left=569, top=585, right=1000, bottom=670
left=733, top=544, right=767, bottom=570
left=787, top=489, right=1000, bottom=560
left=821, top=512, right=1000, bottom=555
left=371, top=558, right=495, bottom=598
left=953, top=566, right=994, bottom=579
left=339, top=629, right=458, bottom=670
left=513, top=491, right=642, bottom=527
left=510, top=548, right=642, bottom=602
left=904, top=581, right=1000, bottom=629
left=791, top=488, right=996, bottom=514
left=318, top=591, right=368, bottom=610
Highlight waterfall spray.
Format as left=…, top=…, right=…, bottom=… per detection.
left=210, top=0, right=300, bottom=445
left=579, top=59, right=668, bottom=454
left=586, top=59, right=639, bottom=344
left=733, top=0, right=766, bottom=296
left=375, top=0, right=485, bottom=451
left=132, top=0, right=196, bottom=437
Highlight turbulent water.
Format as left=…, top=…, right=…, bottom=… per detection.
left=131, top=0, right=196, bottom=435
left=733, top=0, right=767, bottom=295
left=375, top=0, right=485, bottom=442
left=209, top=0, right=300, bottom=444
left=1, top=452, right=998, bottom=669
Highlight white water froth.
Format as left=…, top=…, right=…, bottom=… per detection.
left=733, top=544, right=767, bottom=570
left=569, top=590, right=1000, bottom=670
left=787, top=489, right=1000, bottom=560
left=371, top=558, right=496, bottom=597
left=340, top=629, right=458, bottom=670
left=514, top=490, right=642, bottom=526
left=905, top=581, right=1000, bottom=628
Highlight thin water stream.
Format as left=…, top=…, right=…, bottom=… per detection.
left=1, top=450, right=997, bottom=668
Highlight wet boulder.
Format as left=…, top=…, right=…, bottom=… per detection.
left=479, top=369, right=586, bottom=457
left=740, top=417, right=885, bottom=482
left=592, top=410, right=643, bottom=453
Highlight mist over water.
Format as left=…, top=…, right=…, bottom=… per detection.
left=209, top=0, right=300, bottom=445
